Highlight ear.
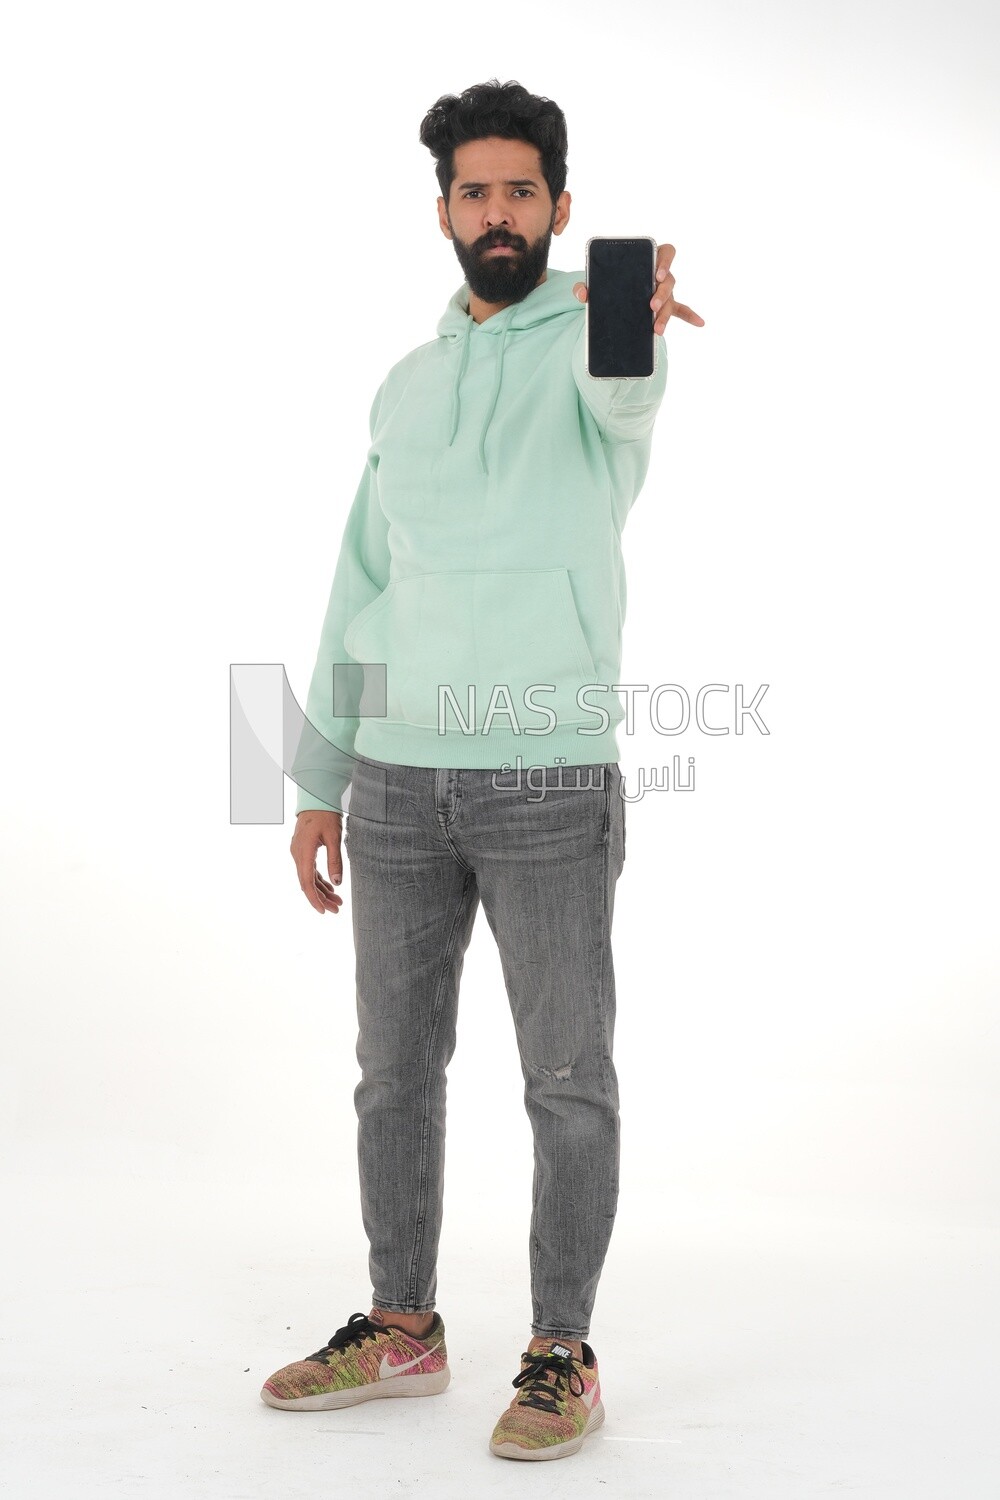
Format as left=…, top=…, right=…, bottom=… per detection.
left=437, top=195, right=453, bottom=240
left=551, top=189, right=571, bottom=237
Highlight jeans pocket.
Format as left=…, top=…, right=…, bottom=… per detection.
left=347, top=756, right=389, bottom=824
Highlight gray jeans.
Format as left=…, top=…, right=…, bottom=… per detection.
left=344, top=752, right=626, bottom=1341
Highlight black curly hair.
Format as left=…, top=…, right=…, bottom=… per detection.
left=418, top=78, right=569, bottom=209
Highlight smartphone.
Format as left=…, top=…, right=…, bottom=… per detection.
left=584, top=236, right=658, bottom=380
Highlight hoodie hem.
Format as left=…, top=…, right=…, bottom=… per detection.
left=353, top=720, right=621, bottom=770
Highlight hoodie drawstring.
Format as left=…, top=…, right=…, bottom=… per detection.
left=478, top=322, right=508, bottom=475
left=448, top=317, right=472, bottom=447
left=439, top=271, right=583, bottom=476
left=447, top=315, right=510, bottom=476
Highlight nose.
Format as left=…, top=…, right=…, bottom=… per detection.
left=483, top=197, right=512, bottom=228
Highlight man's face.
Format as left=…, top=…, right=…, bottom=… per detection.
left=437, top=135, right=570, bottom=306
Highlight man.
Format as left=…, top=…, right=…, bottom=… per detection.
left=261, top=79, right=704, bottom=1461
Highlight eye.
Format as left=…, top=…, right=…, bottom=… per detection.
left=461, top=188, right=535, bottom=199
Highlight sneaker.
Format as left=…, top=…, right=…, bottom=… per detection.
left=489, top=1338, right=605, bottom=1460
left=260, top=1310, right=450, bottom=1411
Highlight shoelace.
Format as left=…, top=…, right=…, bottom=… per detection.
left=512, top=1350, right=585, bottom=1414
left=306, top=1312, right=385, bottom=1363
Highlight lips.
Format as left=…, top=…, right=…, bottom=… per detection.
left=484, top=245, right=517, bottom=255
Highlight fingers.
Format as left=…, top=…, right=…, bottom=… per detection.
left=310, top=851, right=343, bottom=912
left=314, top=876, right=342, bottom=913
left=300, top=859, right=342, bottom=914
left=650, top=269, right=677, bottom=334
left=655, top=243, right=677, bottom=277
left=576, top=250, right=705, bottom=331
left=651, top=248, right=706, bottom=332
left=311, top=875, right=343, bottom=914
left=297, top=863, right=338, bottom=914
left=672, top=301, right=706, bottom=327
left=322, top=828, right=344, bottom=892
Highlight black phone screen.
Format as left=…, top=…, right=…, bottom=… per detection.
left=586, top=238, right=656, bottom=379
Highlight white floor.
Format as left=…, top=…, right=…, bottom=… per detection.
left=2, top=1165, right=996, bottom=1500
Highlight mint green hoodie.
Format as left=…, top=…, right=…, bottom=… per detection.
left=293, top=266, right=668, bottom=814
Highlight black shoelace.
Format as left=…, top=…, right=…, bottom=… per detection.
left=512, top=1350, right=585, bottom=1414
left=306, top=1312, right=385, bottom=1364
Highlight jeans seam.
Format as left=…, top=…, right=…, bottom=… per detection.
left=603, top=762, right=611, bottom=843
left=530, top=1221, right=541, bottom=1329
left=598, top=795, right=620, bottom=1210
left=598, top=808, right=611, bottom=1100
left=407, top=868, right=475, bottom=1304
left=621, top=771, right=626, bottom=865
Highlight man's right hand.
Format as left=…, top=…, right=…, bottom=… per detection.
left=291, top=810, right=344, bottom=915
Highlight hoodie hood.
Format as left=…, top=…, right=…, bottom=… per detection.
left=435, top=266, right=584, bottom=474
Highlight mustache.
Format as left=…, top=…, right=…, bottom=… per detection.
left=478, top=235, right=524, bottom=253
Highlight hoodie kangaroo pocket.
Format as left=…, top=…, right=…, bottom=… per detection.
left=344, top=569, right=598, bottom=732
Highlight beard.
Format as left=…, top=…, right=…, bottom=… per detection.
left=449, top=214, right=556, bottom=305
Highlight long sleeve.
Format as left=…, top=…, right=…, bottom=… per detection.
left=570, top=317, right=668, bottom=443
left=291, top=383, right=389, bottom=815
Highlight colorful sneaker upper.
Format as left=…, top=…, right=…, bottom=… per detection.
left=261, top=1310, right=448, bottom=1405
left=490, top=1339, right=603, bottom=1456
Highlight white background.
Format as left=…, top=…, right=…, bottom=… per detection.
left=2, top=1, right=998, bottom=1495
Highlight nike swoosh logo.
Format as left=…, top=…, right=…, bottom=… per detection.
left=580, top=1380, right=599, bottom=1411
left=379, top=1339, right=443, bottom=1380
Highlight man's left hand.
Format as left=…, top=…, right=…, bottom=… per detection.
left=573, top=243, right=705, bottom=336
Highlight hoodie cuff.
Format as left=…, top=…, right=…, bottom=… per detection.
left=293, top=768, right=351, bottom=817
left=570, top=318, right=668, bottom=442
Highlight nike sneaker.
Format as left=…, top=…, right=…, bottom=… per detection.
left=260, top=1310, right=450, bottom=1410
left=489, top=1338, right=605, bottom=1460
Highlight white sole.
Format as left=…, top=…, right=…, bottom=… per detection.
left=261, top=1366, right=451, bottom=1410
left=489, top=1399, right=606, bottom=1459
